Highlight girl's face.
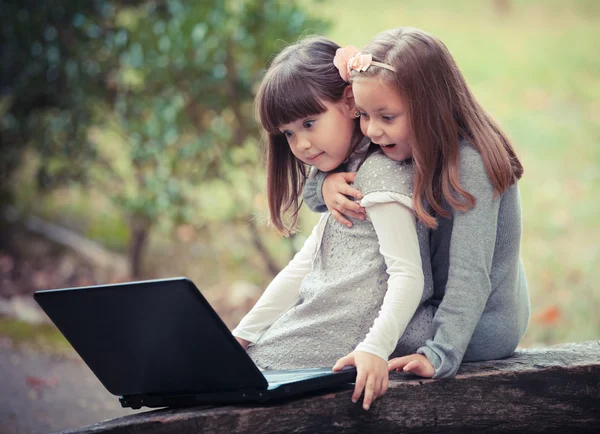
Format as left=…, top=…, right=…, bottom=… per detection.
left=278, top=93, right=356, bottom=172
left=352, top=77, right=414, bottom=162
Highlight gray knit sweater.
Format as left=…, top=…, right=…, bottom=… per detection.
left=304, top=142, right=530, bottom=378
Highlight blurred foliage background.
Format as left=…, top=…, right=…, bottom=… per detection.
left=1, top=0, right=598, bottom=349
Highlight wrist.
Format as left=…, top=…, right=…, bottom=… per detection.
left=234, top=336, right=251, bottom=349
left=354, top=344, right=388, bottom=362
left=417, top=346, right=440, bottom=376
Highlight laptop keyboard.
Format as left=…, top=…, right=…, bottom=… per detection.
left=263, top=367, right=348, bottom=386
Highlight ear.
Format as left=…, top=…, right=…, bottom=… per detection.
left=340, top=85, right=357, bottom=118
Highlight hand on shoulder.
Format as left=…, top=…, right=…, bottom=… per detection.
left=323, top=172, right=366, bottom=228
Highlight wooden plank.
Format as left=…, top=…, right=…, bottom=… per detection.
left=64, top=341, right=600, bottom=433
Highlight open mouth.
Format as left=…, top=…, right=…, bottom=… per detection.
left=374, top=142, right=396, bottom=149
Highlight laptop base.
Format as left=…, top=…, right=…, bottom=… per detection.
left=120, top=367, right=357, bottom=409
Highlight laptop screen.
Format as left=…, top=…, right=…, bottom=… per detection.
left=34, top=278, right=268, bottom=396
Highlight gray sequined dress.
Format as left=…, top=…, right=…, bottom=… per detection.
left=247, top=152, right=434, bottom=369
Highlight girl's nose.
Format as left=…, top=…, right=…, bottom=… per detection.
left=298, top=137, right=311, bottom=150
left=366, top=121, right=383, bottom=141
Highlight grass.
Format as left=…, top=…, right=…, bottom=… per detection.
left=0, top=316, right=71, bottom=354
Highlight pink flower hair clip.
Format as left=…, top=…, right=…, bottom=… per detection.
left=333, top=45, right=396, bottom=82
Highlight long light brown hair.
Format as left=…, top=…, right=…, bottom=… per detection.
left=352, top=27, right=523, bottom=228
left=256, top=36, right=363, bottom=235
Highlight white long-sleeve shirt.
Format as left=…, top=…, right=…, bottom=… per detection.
left=233, top=190, right=424, bottom=361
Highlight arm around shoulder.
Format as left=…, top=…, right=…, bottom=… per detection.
left=303, top=168, right=328, bottom=213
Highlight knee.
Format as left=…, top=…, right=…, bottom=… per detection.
left=463, top=327, right=520, bottom=362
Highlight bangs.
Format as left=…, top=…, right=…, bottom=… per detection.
left=258, top=65, right=327, bottom=134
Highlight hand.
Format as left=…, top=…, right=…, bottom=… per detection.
left=323, top=172, right=366, bottom=228
left=387, top=353, right=435, bottom=378
left=235, top=336, right=251, bottom=350
left=333, top=351, right=389, bottom=410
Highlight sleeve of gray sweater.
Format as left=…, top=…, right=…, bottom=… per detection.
left=303, top=168, right=328, bottom=213
left=417, top=145, right=501, bottom=378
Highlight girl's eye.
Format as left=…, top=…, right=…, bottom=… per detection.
left=303, top=120, right=315, bottom=129
left=359, top=112, right=369, bottom=119
left=383, top=115, right=395, bottom=122
left=282, top=130, right=293, bottom=138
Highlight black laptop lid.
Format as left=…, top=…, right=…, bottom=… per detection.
left=34, top=277, right=268, bottom=396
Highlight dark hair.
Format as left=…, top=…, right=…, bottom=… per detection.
left=352, top=27, right=523, bottom=228
left=257, top=36, right=362, bottom=235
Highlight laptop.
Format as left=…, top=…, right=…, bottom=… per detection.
left=33, top=277, right=356, bottom=409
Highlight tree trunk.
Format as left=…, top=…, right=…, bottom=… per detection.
left=247, top=217, right=281, bottom=278
left=128, top=215, right=151, bottom=279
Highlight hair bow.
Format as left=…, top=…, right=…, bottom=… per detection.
left=333, top=46, right=396, bottom=82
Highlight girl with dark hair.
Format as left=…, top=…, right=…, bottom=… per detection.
left=305, top=27, right=530, bottom=379
left=232, top=36, right=434, bottom=410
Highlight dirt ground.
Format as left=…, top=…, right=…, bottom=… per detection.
left=0, top=221, right=142, bottom=432
left=0, top=337, right=144, bottom=434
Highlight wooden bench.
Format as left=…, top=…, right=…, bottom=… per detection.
left=64, top=341, right=600, bottom=433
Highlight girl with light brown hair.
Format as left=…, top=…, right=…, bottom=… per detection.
left=305, top=27, right=530, bottom=378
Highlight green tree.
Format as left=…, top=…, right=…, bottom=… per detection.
left=1, top=0, right=329, bottom=278
left=1, top=1, right=118, bottom=200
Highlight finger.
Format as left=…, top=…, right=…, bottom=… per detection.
left=341, top=185, right=363, bottom=201
left=340, top=172, right=358, bottom=183
left=388, top=357, right=409, bottom=372
left=404, top=360, right=435, bottom=378
left=342, top=209, right=366, bottom=221
left=335, top=193, right=363, bottom=213
left=340, top=199, right=366, bottom=214
left=331, top=209, right=353, bottom=228
left=372, top=376, right=381, bottom=401
left=333, top=355, right=352, bottom=371
left=404, top=360, right=424, bottom=376
left=362, top=376, right=376, bottom=410
left=333, top=193, right=351, bottom=209
left=381, top=374, right=389, bottom=397
left=352, top=373, right=366, bottom=404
